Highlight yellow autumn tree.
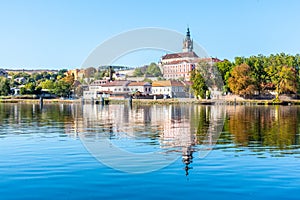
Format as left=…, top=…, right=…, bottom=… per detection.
left=228, top=63, right=256, bottom=96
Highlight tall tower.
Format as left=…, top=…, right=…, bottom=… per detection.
left=182, top=27, right=193, bottom=52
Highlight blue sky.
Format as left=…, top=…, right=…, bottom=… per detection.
left=0, top=0, right=299, bottom=69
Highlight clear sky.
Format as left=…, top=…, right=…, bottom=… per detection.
left=0, top=0, right=299, bottom=69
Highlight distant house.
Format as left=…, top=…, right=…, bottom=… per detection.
left=14, top=77, right=26, bottom=84
left=128, top=82, right=152, bottom=95
left=152, top=80, right=192, bottom=98
left=0, top=69, right=8, bottom=78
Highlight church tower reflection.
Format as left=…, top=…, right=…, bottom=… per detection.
left=66, top=104, right=223, bottom=175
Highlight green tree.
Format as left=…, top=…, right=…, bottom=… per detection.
left=215, top=59, right=233, bottom=92
left=52, top=75, right=74, bottom=97
left=24, top=82, right=36, bottom=94
left=190, top=69, right=208, bottom=99
left=228, top=64, right=256, bottom=96
left=265, top=65, right=297, bottom=99
left=0, top=77, right=11, bottom=96
left=234, top=56, right=246, bottom=66
left=52, top=80, right=72, bottom=97
left=40, top=80, right=54, bottom=90
left=145, top=63, right=162, bottom=77
left=20, top=87, right=27, bottom=95
left=133, top=68, right=143, bottom=77
left=31, top=73, right=43, bottom=82
left=245, top=54, right=268, bottom=94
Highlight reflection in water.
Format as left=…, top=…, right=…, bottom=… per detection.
left=1, top=103, right=300, bottom=174
left=68, top=104, right=225, bottom=175
left=225, top=106, right=300, bottom=157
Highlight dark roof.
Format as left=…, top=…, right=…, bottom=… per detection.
left=162, top=52, right=199, bottom=60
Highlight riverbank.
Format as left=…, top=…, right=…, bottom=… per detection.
left=0, top=98, right=81, bottom=104
left=1, top=98, right=300, bottom=105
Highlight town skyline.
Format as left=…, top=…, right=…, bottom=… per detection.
left=0, top=0, right=299, bottom=69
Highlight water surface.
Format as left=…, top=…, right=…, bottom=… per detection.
left=0, top=103, right=299, bottom=199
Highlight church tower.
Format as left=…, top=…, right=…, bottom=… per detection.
left=182, top=27, right=193, bottom=52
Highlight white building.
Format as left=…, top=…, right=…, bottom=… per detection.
left=83, top=80, right=108, bottom=100
left=100, top=80, right=131, bottom=94
left=152, top=80, right=192, bottom=98
left=128, top=82, right=152, bottom=95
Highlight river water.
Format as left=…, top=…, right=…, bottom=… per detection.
left=0, top=103, right=299, bottom=199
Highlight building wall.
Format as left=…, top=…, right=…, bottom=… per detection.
left=152, top=86, right=172, bottom=97
left=163, top=63, right=194, bottom=80
left=101, top=86, right=130, bottom=93
left=128, top=85, right=152, bottom=95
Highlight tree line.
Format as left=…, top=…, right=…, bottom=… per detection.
left=191, top=53, right=300, bottom=99
left=0, top=69, right=74, bottom=98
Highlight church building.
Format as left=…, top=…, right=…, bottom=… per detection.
left=160, top=28, right=221, bottom=81
left=160, top=28, right=198, bottom=81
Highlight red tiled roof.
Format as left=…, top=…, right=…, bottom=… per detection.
left=161, top=52, right=199, bottom=60
left=198, top=57, right=223, bottom=63
left=170, top=80, right=185, bottom=87
left=163, top=60, right=192, bottom=65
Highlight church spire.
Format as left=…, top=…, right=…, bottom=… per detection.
left=186, top=27, right=190, bottom=37
left=182, top=27, right=193, bottom=52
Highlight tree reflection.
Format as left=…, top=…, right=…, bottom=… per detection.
left=226, top=106, right=300, bottom=150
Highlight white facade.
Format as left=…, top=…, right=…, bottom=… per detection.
left=128, top=82, right=152, bottom=95
left=152, top=80, right=191, bottom=98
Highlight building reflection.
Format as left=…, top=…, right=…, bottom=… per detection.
left=66, top=104, right=223, bottom=175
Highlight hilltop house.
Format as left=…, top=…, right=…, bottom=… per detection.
left=0, top=69, right=8, bottom=78
left=14, top=77, right=26, bottom=84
